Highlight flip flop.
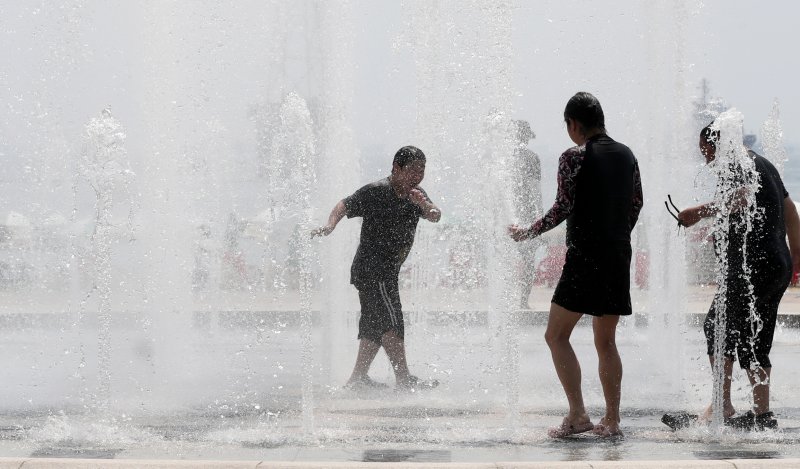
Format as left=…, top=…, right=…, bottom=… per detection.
left=661, top=411, right=698, bottom=431
left=547, top=418, right=595, bottom=438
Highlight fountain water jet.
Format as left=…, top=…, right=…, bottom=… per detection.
left=271, top=91, right=319, bottom=433
left=79, top=107, right=135, bottom=412
left=706, top=109, right=761, bottom=429
left=760, top=99, right=789, bottom=176
left=2, top=1, right=800, bottom=463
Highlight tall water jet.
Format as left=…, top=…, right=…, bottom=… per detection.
left=404, top=0, right=519, bottom=425
left=79, top=107, right=135, bottom=412
left=706, top=109, right=760, bottom=429
left=272, top=92, right=318, bottom=433
left=315, top=1, right=361, bottom=385
left=482, top=109, right=520, bottom=432
left=636, top=1, right=693, bottom=406
left=760, top=99, right=788, bottom=176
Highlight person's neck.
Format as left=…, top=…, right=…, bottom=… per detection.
left=578, top=129, right=604, bottom=146
left=389, top=175, right=408, bottom=197
left=584, top=129, right=604, bottom=140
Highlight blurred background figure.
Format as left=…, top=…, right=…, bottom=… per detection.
left=510, top=119, right=543, bottom=309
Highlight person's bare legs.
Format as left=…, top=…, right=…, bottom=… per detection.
left=381, top=329, right=412, bottom=385
left=346, top=338, right=381, bottom=384
left=746, top=366, right=771, bottom=415
left=544, top=303, right=591, bottom=427
left=700, top=355, right=736, bottom=421
left=593, top=314, right=622, bottom=435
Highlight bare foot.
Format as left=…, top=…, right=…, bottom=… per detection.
left=699, top=403, right=736, bottom=423
left=548, top=415, right=594, bottom=438
left=592, top=417, right=623, bottom=438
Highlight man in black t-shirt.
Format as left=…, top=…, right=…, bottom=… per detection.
left=676, top=122, right=800, bottom=430
left=312, top=146, right=442, bottom=391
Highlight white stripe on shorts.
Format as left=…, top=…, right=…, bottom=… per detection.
left=378, top=281, right=398, bottom=327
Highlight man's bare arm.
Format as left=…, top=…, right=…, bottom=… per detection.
left=311, top=200, right=346, bottom=238
left=679, top=186, right=754, bottom=227
left=678, top=202, right=717, bottom=227
left=784, top=197, right=800, bottom=272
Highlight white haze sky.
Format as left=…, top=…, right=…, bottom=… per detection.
left=351, top=0, right=798, bottom=151
left=0, top=0, right=798, bottom=204
left=350, top=0, right=800, bottom=197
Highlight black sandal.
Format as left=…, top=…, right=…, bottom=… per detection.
left=661, top=411, right=698, bottom=430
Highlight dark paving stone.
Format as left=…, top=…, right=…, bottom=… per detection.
left=361, top=449, right=451, bottom=462
left=143, top=423, right=212, bottom=441
left=694, top=449, right=782, bottom=460
left=30, top=442, right=122, bottom=459
left=333, top=406, right=490, bottom=419
left=0, top=425, right=25, bottom=440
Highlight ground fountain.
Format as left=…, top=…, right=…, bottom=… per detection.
left=2, top=1, right=800, bottom=466
left=704, top=109, right=762, bottom=429
left=78, top=107, right=135, bottom=413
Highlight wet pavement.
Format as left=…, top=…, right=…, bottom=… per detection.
left=1, top=285, right=800, bottom=463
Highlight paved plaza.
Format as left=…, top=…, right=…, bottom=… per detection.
left=1, top=283, right=800, bottom=465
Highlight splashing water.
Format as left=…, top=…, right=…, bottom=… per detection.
left=272, top=92, right=318, bottom=433
left=79, top=108, right=136, bottom=413
left=706, top=109, right=761, bottom=429
left=760, top=99, right=788, bottom=177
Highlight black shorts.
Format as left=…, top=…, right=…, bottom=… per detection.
left=552, top=243, right=632, bottom=317
left=356, top=279, right=404, bottom=344
left=704, top=265, right=791, bottom=369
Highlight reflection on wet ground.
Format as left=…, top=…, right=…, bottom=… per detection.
left=0, top=408, right=798, bottom=463
left=2, top=308, right=800, bottom=463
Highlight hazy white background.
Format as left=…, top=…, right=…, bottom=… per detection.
left=0, top=0, right=797, bottom=209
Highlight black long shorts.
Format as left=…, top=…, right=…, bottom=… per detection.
left=704, top=264, right=791, bottom=369
left=355, top=279, right=404, bottom=344
left=552, top=242, right=632, bottom=316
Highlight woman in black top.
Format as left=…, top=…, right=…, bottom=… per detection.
left=509, top=92, right=643, bottom=438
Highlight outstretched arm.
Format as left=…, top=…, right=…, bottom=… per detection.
left=785, top=197, right=800, bottom=273
left=509, top=147, right=582, bottom=241
left=677, top=202, right=716, bottom=227
left=409, top=188, right=441, bottom=222
left=311, top=199, right=346, bottom=238
left=678, top=185, right=754, bottom=227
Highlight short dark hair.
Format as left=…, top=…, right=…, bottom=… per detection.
left=514, top=120, right=535, bottom=142
left=393, top=145, right=426, bottom=168
left=564, top=92, right=606, bottom=133
left=700, top=122, right=719, bottom=150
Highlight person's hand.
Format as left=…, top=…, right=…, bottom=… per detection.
left=678, top=206, right=703, bottom=228
left=310, top=225, right=334, bottom=238
left=507, top=224, right=532, bottom=242
left=792, top=252, right=800, bottom=274
left=408, top=188, right=427, bottom=206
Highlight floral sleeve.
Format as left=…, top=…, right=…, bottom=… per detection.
left=529, top=146, right=585, bottom=237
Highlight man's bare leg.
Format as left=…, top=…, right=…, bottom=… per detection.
left=593, top=314, right=622, bottom=435
left=346, top=338, right=381, bottom=384
left=746, top=366, right=771, bottom=415
left=701, top=355, right=736, bottom=421
left=544, top=303, right=591, bottom=427
left=381, top=329, right=412, bottom=385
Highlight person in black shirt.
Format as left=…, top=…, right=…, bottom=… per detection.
left=509, top=92, right=643, bottom=438
left=312, top=146, right=441, bottom=391
left=677, top=121, right=800, bottom=430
